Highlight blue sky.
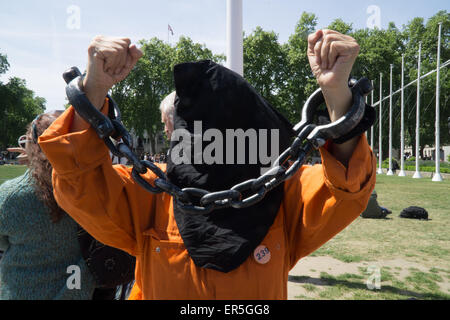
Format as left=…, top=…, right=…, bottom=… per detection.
left=0, top=0, right=448, bottom=111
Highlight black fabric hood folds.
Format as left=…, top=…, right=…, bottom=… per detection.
left=167, top=60, right=295, bottom=273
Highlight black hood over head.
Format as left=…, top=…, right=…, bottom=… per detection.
left=167, top=60, right=295, bottom=273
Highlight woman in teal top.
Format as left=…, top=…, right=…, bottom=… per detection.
left=0, top=111, right=97, bottom=299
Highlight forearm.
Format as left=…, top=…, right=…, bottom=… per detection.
left=70, top=78, right=109, bottom=133
left=322, top=85, right=359, bottom=168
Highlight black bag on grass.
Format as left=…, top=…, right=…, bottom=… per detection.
left=399, top=206, right=428, bottom=220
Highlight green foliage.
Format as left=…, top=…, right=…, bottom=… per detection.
left=243, top=27, right=289, bottom=116
left=382, top=157, right=399, bottom=168
left=381, top=162, right=450, bottom=173
left=0, top=53, right=9, bottom=75
left=0, top=54, right=46, bottom=150
left=282, top=12, right=319, bottom=123
left=404, top=159, right=450, bottom=168
left=327, top=19, right=353, bottom=35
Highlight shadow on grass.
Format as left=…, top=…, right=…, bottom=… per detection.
left=288, top=275, right=448, bottom=300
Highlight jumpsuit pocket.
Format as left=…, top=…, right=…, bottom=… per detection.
left=142, top=228, right=187, bottom=258
left=141, top=228, right=192, bottom=298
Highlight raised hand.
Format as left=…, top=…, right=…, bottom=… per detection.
left=307, top=29, right=360, bottom=91
left=82, top=36, right=143, bottom=110
left=70, top=36, right=143, bottom=132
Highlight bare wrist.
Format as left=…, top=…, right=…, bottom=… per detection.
left=82, top=77, right=109, bottom=110
left=322, top=85, right=352, bottom=121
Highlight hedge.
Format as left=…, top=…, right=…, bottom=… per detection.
left=380, top=164, right=450, bottom=173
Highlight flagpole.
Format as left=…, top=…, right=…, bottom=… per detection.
left=226, top=0, right=243, bottom=76
left=432, top=22, right=443, bottom=182
left=370, top=80, right=374, bottom=150
left=387, top=64, right=394, bottom=176
left=399, top=54, right=406, bottom=176
left=413, top=42, right=422, bottom=179
left=167, top=24, right=173, bottom=44
left=377, top=73, right=383, bottom=174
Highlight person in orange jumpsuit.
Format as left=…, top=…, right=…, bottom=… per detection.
left=39, top=30, right=376, bottom=299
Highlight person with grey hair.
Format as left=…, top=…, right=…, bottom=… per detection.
left=159, top=91, right=176, bottom=140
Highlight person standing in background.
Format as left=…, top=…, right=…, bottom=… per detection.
left=0, top=111, right=99, bottom=299
left=0, top=112, right=134, bottom=300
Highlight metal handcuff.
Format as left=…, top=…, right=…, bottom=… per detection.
left=63, top=67, right=373, bottom=215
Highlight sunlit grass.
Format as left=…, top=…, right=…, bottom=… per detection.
left=0, top=165, right=27, bottom=185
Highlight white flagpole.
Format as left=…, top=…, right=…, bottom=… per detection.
left=413, top=42, right=422, bottom=179
left=399, top=54, right=406, bottom=176
left=365, top=96, right=368, bottom=139
left=387, top=64, right=394, bottom=175
left=371, top=80, right=374, bottom=150
left=377, top=73, right=383, bottom=174
left=226, top=0, right=243, bottom=76
left=432, top=22, right=443, bottom=182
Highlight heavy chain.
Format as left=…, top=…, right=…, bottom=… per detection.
left=105, top=101, right=315, bottom=215
left=63, top=67, right=371, bottom=215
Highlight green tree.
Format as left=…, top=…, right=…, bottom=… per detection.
left=243, top=27, right=289, bottom=117
left=0, top=53, right=9, bottom=75
left=172, top=36, right=223, bottom=66
left=0, top=53, right=46, bottom=150
left=0, top=76, right=46, bottom=150
left=327, top=18, right=353, bottom=35
left=284, top=12, right=319, bottom=124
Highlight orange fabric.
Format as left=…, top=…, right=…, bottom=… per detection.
left=39, top=104, right=376, bottom=300
left=127, top=281, right=143, bottom=300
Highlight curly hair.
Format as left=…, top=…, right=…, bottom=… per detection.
left=25, top=111, right=64, bottom=223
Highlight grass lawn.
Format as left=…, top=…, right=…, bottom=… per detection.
left=296, top=174, right=450, bottom=300
left=312, top=174, right=450, bottom=266
left=0, top=165, right=27, bottom=185
left=1, top=165, right=449, bottom=299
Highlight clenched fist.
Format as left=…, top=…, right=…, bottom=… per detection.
left=82, top=36, right=143, bottom=110
left=70, top=36, right=142, bottom=132
left=307, top=29, right=360, bottom=90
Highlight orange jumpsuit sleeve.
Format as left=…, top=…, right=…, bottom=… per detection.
left=39, top=103, right=160, bottom=257
left=283, top=135, right=376, bottom=268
